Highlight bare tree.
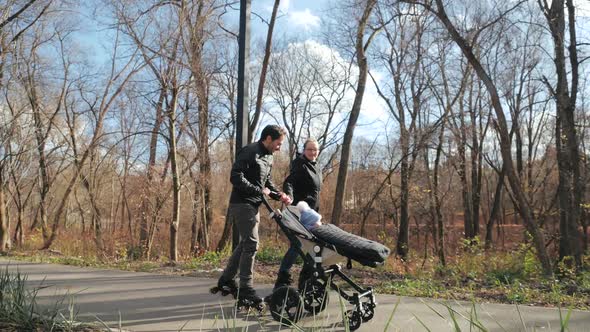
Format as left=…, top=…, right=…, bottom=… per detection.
left=0, top=0, right=53, bottom=60
left=401, top=0, right=553, bottom=276
left=538, top=0, right=584, bottom=268
left=267, top=40, right=351, bottom=160
left=424, top=38, right=470, bottom=263
left=212, top=43, right=238, bottom=251
left=179, top=0, right=223, bottom=252
left=332, top=0, right=377, bottom=226
left=371, top=2, right=433, bottom=259
left=42, top=26, right=144, bottom=250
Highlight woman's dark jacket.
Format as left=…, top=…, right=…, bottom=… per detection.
left=283, top=153, right=322, bottom=211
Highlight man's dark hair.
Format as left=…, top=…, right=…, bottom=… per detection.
left=260, top=125, right=286, bottom=141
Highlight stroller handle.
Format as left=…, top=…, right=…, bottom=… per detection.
left=261, top=195, right=275, bottom=214
left=262, top=191, right=286, bottom=214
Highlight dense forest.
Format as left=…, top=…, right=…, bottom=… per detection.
left=0, top=0, right=589, bottom=280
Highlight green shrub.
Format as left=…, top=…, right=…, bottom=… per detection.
left=487, top=267, right=522, bottom=285
left=256, top=245, right=285, bottom=264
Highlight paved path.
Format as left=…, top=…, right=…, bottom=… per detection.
left=1, top=259, right=589, bottom=331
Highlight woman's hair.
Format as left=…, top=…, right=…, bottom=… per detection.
left=303, top=138, right=318, bottom=150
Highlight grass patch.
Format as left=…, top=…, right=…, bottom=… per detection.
left=180, top=250, right=225, bottom=270
left=380, top=277, right=446, bottom=298
left=256, top=244, right=285, bottom=264
left=0, top=267, right=109, bottom=331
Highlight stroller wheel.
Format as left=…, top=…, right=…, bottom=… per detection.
left=269, top=286, right=303, bottom=326
left=301, top=279, right=329, bottom=314
left=360, top=302, right=375, bottom=322
left=346, top=309, right=362, bottom=331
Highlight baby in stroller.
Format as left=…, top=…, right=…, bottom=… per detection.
left=296, top=201, right=323, bottom=229
left=263, top=197, right=391, bottom=331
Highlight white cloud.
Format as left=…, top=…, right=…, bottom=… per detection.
left=280, top=0, right=291, bottom=12
left=288, top=9, right=320, bottom=30
left=577, top=1, right=590, bottom=17
left=357, top=70, right=390, bottom=136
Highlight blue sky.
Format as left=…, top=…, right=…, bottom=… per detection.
left=251, top=0, right=324, bottom=35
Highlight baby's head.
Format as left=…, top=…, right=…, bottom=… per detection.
left=296, top=201, right=311, bottom=212
left=297, top=201, right=322, bottom=229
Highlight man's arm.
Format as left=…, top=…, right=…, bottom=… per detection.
left=230, top=150, right=262, bottom=196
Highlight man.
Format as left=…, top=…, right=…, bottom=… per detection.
left=217, top=125, right=292, bottom=306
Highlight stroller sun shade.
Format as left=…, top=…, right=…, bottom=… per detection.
left=281, top=206, right=315, bottom=240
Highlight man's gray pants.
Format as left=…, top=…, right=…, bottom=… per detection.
left=221, top=203, right=260, bottom=289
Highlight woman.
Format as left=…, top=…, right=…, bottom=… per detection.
left=273, top=138, right=322, bottom=290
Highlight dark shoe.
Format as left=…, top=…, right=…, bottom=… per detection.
left=273, top=270, right=293, bottom=290
left=218, top=277, right=237, bottom=289
left=211, top=277, right=237, bottom=298
left=237, top=286, right=263, bottom=304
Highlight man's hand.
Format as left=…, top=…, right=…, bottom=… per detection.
left=262, top=188, right=271, bottom=196
left=279, top=192, right=293, bottom=205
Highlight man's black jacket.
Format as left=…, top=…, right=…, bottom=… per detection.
left=283, top=153, right=322, bottom=211
left=229, top=141, right=281, bottom=207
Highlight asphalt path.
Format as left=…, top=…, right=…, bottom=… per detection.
left=1, top=259, right=589, bottom=331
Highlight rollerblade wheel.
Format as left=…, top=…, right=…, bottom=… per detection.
left=255, top=301, right=266, bottom=313
left=237, top=299, right=265, bottom=314
left=210, top=286, right=219, bottom=294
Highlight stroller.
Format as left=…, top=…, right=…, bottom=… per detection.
left=262, top=197, right=390, bottom=331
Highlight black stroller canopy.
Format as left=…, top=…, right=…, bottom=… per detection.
left=281, top=206, right=315, bottom=240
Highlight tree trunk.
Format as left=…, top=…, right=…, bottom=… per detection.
left=0, top=171, right=8, bottom=252
left=470, top=95, right=483, bottom=237
left=190, top=175, right=199, bottom=255
left=140, top=90, right=164, bottom=258
left=30, top=93, right=49, bottom=241
left=197, top=188, right=209, bottom=249
left=332, top=0, right=376, bottom=226
left=9, top=167, right=25, bottom=247
left=197, top=87, right=211, bottom=250
left=216, top=138, right=235, bottom=251
left=544, top=0, right=583, bottom=269
left=249, top=0, right=280, bottom=142
left=168, top=88, right=180, bottom=263
left=14, top=205, right=24, bottom=247
left=217, top=206, right=233, bottom=252
left=485, top=166, right=505, bottom=249
left=428, top=116, right=447, bottom=265
left=458, top=133, right=474, bottom=239
left=80, top=176, right=104, bottom=253
left=397, top=143, right=410, bottom=258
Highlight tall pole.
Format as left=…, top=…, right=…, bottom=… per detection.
left=233, top=0, right=251, bottom=250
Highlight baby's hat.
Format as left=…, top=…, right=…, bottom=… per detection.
left=297, top=201, right=321, bottom=228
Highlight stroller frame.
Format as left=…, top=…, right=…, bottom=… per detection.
left=262, top=197, right=377, bottom=331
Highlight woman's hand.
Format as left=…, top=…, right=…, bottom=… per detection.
left=279, top=192, right=293, bottom=205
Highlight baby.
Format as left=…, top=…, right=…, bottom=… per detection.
left=296, top=201, right=323, bottom=230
